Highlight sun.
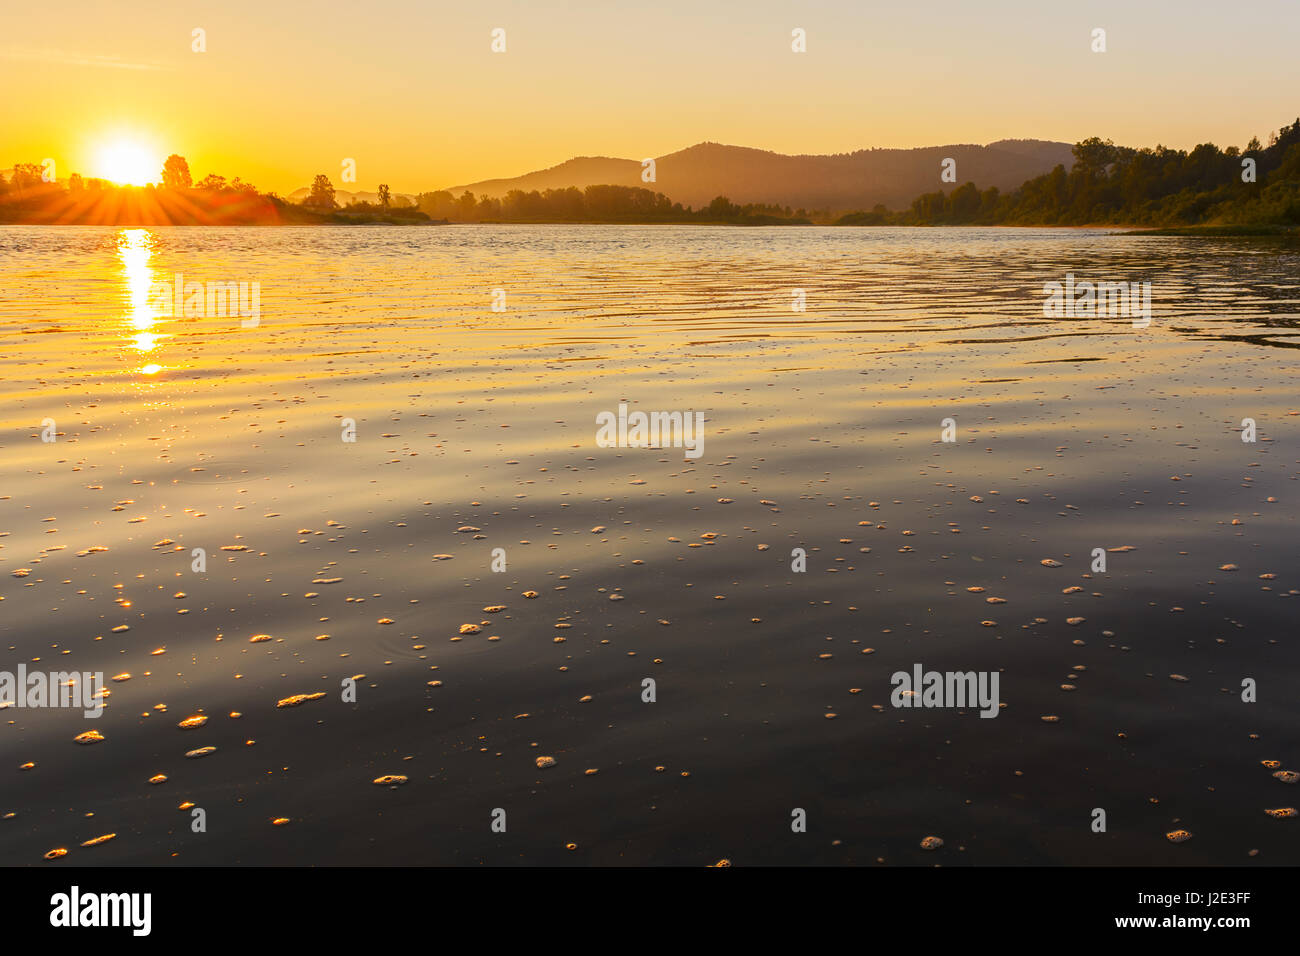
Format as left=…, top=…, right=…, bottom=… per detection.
left=96, top=140, right=160, bottom=186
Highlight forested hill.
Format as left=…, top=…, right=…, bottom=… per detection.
left=855, top=118, right=1300, bottom=227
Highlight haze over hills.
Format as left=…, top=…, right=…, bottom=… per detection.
left=285, top=187, right=418, bottom=206
left=436, top=140, right=1076, bottom=211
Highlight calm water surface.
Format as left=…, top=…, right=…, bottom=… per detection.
left=1, top=225, right=1297, bottom=865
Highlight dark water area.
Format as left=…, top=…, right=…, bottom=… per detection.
left=1, top=225, right=1297, bottom=865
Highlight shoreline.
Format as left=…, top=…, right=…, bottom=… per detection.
left=0, top=219, right=1266, bottom=229
left=1121, top=224, right=1299, bottom=237
left=0, top=217, right=1292, bottom=232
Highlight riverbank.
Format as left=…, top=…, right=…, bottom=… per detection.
left=1123, top=224, right=1300, bottom=237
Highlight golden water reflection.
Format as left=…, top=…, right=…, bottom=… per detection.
left=117, top=228, right=169, bottom=373
left=132, top=332, right=159, bottom=352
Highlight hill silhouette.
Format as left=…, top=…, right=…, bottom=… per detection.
left=872, top=119, right=1300, bottom=228
left=439, top=140, right=1074, bottom=212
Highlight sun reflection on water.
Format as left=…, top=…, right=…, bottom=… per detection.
left=117, top=228, right=169, bottom=374
left=132, top=331, right=159, bottom=352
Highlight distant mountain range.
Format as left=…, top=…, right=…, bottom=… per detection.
left=288, top=140, right=1076, bottom=212
left=436, top=140, right=1076, bottom=211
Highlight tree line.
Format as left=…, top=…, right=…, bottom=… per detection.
left=5, top=120, right=1299, bottom=227
left=845, top=119, right=1300, bottom=227
left=408, top=186, right=816, bottom=223
left=300, top=173, right=818, bottom=222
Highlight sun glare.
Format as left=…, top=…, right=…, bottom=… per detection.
left=96, top=140, right=159, bottom=186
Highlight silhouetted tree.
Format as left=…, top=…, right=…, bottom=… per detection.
left=455, top=190, right=477, bottom=220
left=307, top=174, right=337, bottom=210
left=161, top=154, right=192, bottom=189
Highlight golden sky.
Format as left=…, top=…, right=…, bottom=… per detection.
left=4, top=0, right=1299, bottom=194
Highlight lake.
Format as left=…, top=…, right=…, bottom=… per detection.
left=1, top=224, right=1297, bottom=865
